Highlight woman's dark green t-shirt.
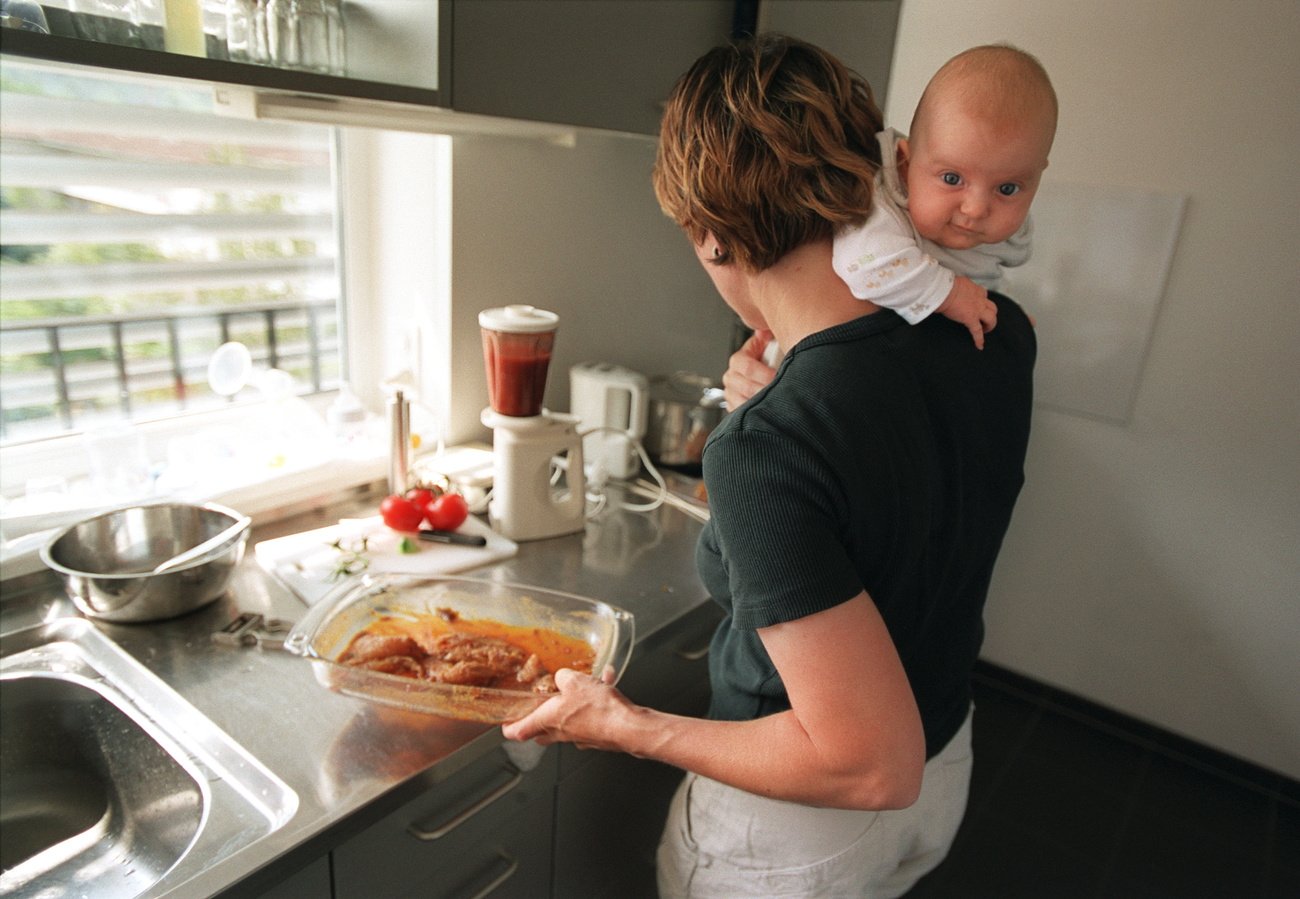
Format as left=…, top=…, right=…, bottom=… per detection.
left=697, top=295, right=1036, bottom=758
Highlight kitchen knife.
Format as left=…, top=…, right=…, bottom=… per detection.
left=418, top=529, right=488, bottom=547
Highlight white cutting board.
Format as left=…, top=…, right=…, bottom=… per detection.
left=255, top=515, right=517, bottom=606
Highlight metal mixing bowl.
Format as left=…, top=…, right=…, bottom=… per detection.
left=39, top=502, right=251, bottom=623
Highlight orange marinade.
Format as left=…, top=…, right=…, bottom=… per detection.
left=347, top=611, right=595, bottom=679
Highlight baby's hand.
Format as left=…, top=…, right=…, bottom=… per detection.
left=937, top=276, right=997, bottom=349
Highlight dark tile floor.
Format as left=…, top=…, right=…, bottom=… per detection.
left=908, top=663, right=1300, bottom=899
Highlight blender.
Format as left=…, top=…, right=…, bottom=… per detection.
left=479, top=305, right=586, bottom=541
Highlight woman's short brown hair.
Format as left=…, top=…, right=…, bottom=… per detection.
left=653, top=34, right=884, bottom=272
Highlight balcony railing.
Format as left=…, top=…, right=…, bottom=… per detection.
left=0, top=299, right=340, bottom=444
left=1, top=56, right=345, bottom=449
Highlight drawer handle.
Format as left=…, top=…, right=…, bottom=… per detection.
left=407, top=767, right=524, bottom=841
left=674, top=643, right=711, bottom=662
left=460, top=851, right=519, bottom=899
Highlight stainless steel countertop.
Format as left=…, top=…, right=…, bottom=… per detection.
left=0, top=478, right=711, bottom=898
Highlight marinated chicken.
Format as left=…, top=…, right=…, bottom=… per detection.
left=338, top=614, right=583, bottom=693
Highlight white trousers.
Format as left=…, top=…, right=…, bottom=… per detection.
left=656, top=709, right=973, bottom=899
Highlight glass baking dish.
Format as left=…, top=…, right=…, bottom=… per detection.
left=284, top=574, right=635, bottom=723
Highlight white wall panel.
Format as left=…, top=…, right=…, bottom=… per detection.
left=889, top=0, right=1300, bottom=778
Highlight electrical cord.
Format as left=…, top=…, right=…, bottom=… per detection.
left=468, top=426, right=670, bottom=522
left=545, top=426, right=669, bottom=517
left=578, top=426, right=668, bottom=514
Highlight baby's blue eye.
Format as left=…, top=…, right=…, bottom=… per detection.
left=941, top=173, right=961, bottom=186
left=998, top=183, right=1021, bottom=196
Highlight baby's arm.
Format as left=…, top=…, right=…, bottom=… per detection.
left=833, top=202, right=999, bottom=349
left=834, top=201, right=957, bottom=327
left=937, top=276, right=998, bottom=350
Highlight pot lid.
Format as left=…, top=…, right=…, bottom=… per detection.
left=478, top=304, right=559, bottom=333
left=651, top=372, right=726, bottom=408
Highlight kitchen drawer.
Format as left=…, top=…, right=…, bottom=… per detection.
left=333, top=744, right=556, bottom=899
left=250, top=855, right=331, bottom=899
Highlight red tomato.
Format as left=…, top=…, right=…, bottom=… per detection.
left=380, top=494, right=425, bottom=532
left=405, top=487, right=435, bottom=509
left=424, top=492, right=469, bottom=531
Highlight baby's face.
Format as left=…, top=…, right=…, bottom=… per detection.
left=900, top=104, right=1052, bottom=251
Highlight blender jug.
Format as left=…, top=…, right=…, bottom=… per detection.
left=479, top=305, right=585, bottom=541
left=479, top=304, right=557, bottom=418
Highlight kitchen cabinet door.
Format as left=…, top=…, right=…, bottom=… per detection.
left=554, top=752, right=686, bottom=899
left=619, top=601, right=719, bottom=712
left=333, top=744, right=556, bottom=899
left=761, top=0, right=902, bottom=104
left=250, top=856, right=332, bottom=899
left=449, top=0, right=734, bottom=134
left=552, top=600, right=721, bottom=898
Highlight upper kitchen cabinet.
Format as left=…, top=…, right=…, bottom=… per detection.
left=445, top=0, right=902, bottom=134
left=0, top=0, right=735, bottom=133
left=2, top=2, right=898, bottom=135
left=446, top=0, right=903, bottom=133
left=0, top=0, right=449, bottom=107
left=761, top=0, right=901, bottom=105
left=446, top=0, right=734, bottom=134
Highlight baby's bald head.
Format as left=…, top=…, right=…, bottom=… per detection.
left=911, top=44, right=1057, bottom=160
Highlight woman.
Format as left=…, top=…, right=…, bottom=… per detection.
left=503, top=35, right=1037, bottom=898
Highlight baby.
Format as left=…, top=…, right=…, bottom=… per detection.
left=832, top=44, right=1057, bottom=348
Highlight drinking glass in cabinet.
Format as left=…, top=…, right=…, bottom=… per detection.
left=265, top=0, right=344, bottom=75
left=68, top=0, right=140, bottom=46
left=225, top=0, right=266, bottom=62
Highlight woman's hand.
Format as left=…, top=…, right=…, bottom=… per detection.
left=722, top=328, right=778, bottom=410
left=501, top=667, right=634, bottom=751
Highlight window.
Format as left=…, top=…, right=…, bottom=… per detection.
left=0, top=57, right=343, bottom=446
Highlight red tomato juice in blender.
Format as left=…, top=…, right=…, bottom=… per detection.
left=484, top=343, right=551, bottom=417
left=479, top=305, right=559, bottom=418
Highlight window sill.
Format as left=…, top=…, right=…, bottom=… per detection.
left=0, top=455, right=388, bottom=582
left=0, top=400, right=390, bottom=581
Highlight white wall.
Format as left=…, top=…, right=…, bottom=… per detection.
left=442, top=129, right=738, bottom=446
left=341, top=129, right=455, bottom=449
left=886, top=0, right=1300, bottom=777
left=342, top=122, right=735, bottom=452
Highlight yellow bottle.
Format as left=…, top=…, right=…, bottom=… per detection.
left=163, top=0, right=204, bottom=56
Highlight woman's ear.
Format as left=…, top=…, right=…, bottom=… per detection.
left=697, top=232, right=729, bottom=265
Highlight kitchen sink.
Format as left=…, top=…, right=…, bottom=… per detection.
left=0, top=617, right=297, bottom=898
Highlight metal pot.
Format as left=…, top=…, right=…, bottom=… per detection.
left=644, top=372, right=727, bottom=472
left=40, top=502, right=250, bottom=623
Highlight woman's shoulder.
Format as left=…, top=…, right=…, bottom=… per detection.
left=986, top=292, right=1039, bottom=361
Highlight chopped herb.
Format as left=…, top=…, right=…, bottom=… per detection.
left=397, top=536, right=420, bottom=554
left=328, top=536, right=371, bottom=580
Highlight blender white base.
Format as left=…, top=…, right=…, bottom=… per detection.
left=482, top=408, right=586, bottom=542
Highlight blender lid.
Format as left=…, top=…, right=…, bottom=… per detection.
left=479, top=304, right=559, bottom=333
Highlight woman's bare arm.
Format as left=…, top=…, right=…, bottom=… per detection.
left=501, top=591, right=926, bottom=810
